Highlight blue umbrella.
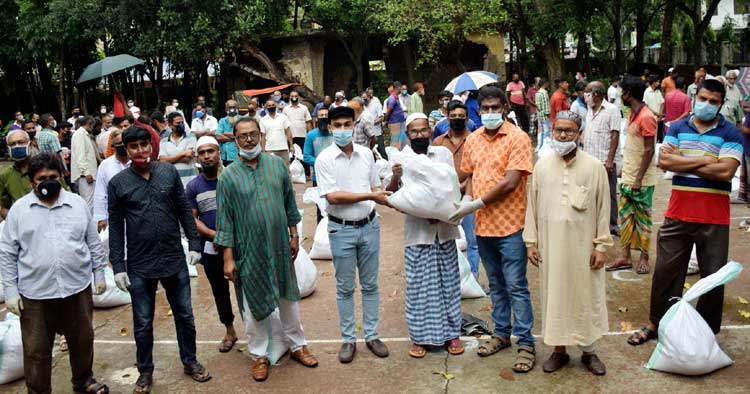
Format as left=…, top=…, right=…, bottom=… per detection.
left=444, top=71, right=499, bottom=94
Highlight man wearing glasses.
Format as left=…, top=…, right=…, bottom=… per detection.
left=449, top=85, right=536, bottom=374
left=523, top=111, right=612, bottom=376
left=214, top=118, right=317, bottom=381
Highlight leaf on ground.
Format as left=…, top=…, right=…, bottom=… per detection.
left=739, top=310, right=750, bottom=319
left=684, top=283, right=692, bottom=289
left=479, top=304, right=492, bottom=312
left=321, top=271, right=333, bottom=277
left=499, top=369, right=515, bottom=381
left=738, top=296, right=749, bottom=305
left=432, top=371, right=455, bottom=381
left=167, top=309, right=173, bottom=316
left=618, top=306, right=628, bottom=313
left=620, top=321, right=634, bottom=331
left=355, top=323, right=361, bottom=332
left=120, top=327, right=128, bottom=336
left=237, top=345, right=247, bottom=353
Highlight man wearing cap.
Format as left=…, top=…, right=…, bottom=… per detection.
left=722, top=70, right=744, bottom=127
left=108, top=126, right=210, bottom=393
left=214, top=118, right=317, bottom=382
left=386, top=113, right=464, bottom=359
left=315, top=105, right=393, bottom=363
left=186, top=136, right=239, bottom=354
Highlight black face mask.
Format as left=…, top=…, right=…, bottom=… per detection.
left=411, top=138, right=430, bottom=154
left=317, top=118, right=329, bottom=132
left=291, top=98, right=299, bottom=103
left=267, top=107, right=276, bottom=114
left=114, top=144, right=128, bottom=157
left=27, top=131, right=36, bottom=140
left=449, top=118, right=466, bottom=132
left=228, top=108, right=238, bottom=117
left=36, top=179, right=62, bottom=200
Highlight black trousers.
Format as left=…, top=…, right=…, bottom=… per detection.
left=607, top=166, right=618, bottom=229
left=511, top=103, right=529, bottom=133
left=202, top=253, right=235, bottom=326
left=649, top=218, right=729, bottom=333
left=292, top=137, right=310, bottom=177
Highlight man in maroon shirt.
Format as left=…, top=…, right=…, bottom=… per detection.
left=663, top=77, right=691, bottom=130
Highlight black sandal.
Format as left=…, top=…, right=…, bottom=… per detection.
left=133, top=372, right=152, bottom=394
left=627, top=326, right=657, bottom=346
left=184, top=362, right=212, bottom=383
left=74, top=377, right=109, bottom=394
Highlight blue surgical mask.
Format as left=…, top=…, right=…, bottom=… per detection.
left=195, top=111, right=204, bottom=119
left=274, top=97, right=281, bottom=102
left=175, top=124, right=186, bottom=134
left=333, top=129, right=353, bottom=147
left=10, top=145, right=28, bottom=160
left=238, top=144, right=261, bottom=160
left=693, top=100, right=720, bottom=121
left=481, top=113, right=504, bottom=130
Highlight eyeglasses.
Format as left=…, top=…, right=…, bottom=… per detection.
left=8, top=140, right=29, bottom=147
left=407, top=128, right=431, bottom=137
left=236, top=132, right=260, bottom=142
left=552, top=128, right=579, bottom=136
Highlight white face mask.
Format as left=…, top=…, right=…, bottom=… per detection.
left=550, top=138, right=578, bottom=156
left=583, top=92, right=593, bottom=105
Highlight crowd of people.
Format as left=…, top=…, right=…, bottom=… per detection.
left=0, top=67, right=747, bottom=393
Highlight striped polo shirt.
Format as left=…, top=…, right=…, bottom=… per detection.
left=663, top=115, right=743, bottom=225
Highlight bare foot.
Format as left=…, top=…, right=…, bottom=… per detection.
left=606, top=256, right=632, bottom=271
left=636, top=257, right=650, bottom=274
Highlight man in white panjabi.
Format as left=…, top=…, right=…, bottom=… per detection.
left=523, top=110, right=613, bottom=376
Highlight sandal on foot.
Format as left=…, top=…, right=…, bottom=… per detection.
left=183, top=362, right=211, bottom=383
left=627, top=326, right=657, bottom=346
left=218, top=337, right=238, bottom=353
left=132, top=373, right=152, bottom=394
left=74, top=377, right=109, bottom=394
left=476, top=335, right=510, bottom=357
left=409, top=344, right=426, bottom=358
left=512, top=345, right=536, bottom=373
left=605, top=261, right=633, bottom=272
left=251, top=357, right=269, bottom=381
left=542, top=352, right=570, bottom=373
left=447, top=338, right=464, bottom=355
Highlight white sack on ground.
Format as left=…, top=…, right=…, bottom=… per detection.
left=0, top=313, right=23, bottom=384
left=92, top=266, right=132, bottom=308
left=302, top=187, right=328, bottom=217
left=309, top=217, right=332, bottom=260
left=294, top=248, right=317, bottom=298
left=458, top=249, right=485, bottom=299
left=290, top=159, right=306, bottom=184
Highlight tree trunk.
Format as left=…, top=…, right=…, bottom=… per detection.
left=538, top=41, right=564, bottom=81
left=612, top=0, right=624, bottom=73
left=36, top=57, right=58, bottom=117
left=350, top=38, right=366, bottom=92
left=239, top=42, right=321, bottom=102
left=634, top=1, right=646, bottom=63
left=575, top=29, right=589, bottom=75
left=58, top=49, right=66, bottom=120
left=659, top=0, right=675, bottom=69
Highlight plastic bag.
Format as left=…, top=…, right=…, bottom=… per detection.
left=293, top=143, right=303, bottom=160
left=302, top=187, right=328, bottom=217
left=0, top=313, right=24, bottom=384
left=387, top=148, right=461, bottom=224
left=456, top=225, right=467, bottom=252
left=458, top=249, right=485, bottom=299
left=92, top=266, right=132, bottom=308
left=0, top=279, right=4, bottom=303
left=646, top=261, right=743, bottom=375
left=99, top=227, right=110, bottom=260
left=294, top=248, right=317, bottom=298
left=290, top=159, right=306, bottom=184
left=309, top=217, right=332, bottom=260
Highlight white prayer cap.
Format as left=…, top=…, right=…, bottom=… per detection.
left=196, top=136, right=219, bottom=150
left=668, top=67, right=675, bottom=73
left=404, top=112, right=428, bottom=129
left=727, top=69, right=739, bottom=78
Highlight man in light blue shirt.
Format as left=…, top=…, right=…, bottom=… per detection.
left=0, top=152, right=109, bottom=394
left=216, top=99, right=242, bottom=166
left=303, top=107, right=334, bottom=222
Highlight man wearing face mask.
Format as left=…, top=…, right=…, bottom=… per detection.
left=216, top=99, right=243, bottom=166
left=190, top=104, right=218, bottom=138
left=214, top=118, right=317, bottom=381
left=330, top=91, right=348, bottom=109
left=0, top=130, right=35, bottom=219
left=628, top=79, right=743, bottom=347
left=67, top=106, right=82, bottom=126
left=71, top=116, right=99, bottom=213
left=386, top=113, right=464, bottom=359
left=399, top=85, right=411, bottom=115
left=22, top=119, right=40, bottom=156
left=523, top=111, right=612, bottom=376
left=259, top=99, right=293, bottom=170
left=285, top=91, right=313, bottom=176
left=349, top=98, right=378, bottom=148
left=0, top=153, right=110, bottom=394
left=271, top=90, right=287, bottom=111
left=313, top=95, right=333, bottom=118
left=721, top=70, right=744, bottom=127
left=93, top=129, right=129, bottom=233
left=37, top=114, right=64, bottom=169
left=160, top=111, right=198, bottom=188
left=449, top=85, right=536, bottom=374
left=609, top=76, right=657, bottom=275
left=582, top=81, right=621, bottom=237
left=303, top=107, right=334, bottom=223
left=433, top=101, right=481, bottom=278
left=10, top=111, right=24, bottom=131
left=108, top=126, right=209, bottom=393
left=315, top=105, right=393, bottom=363
left=429, top=90, right=454, bottom=128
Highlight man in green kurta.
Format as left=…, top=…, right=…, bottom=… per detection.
left=214, top=118, right=318, bottom=382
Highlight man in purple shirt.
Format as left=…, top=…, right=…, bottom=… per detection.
left=384, top=81, right=406, bottom=148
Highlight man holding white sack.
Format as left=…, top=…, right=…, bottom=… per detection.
left=214, top=118, right=318, bottom=382
left=523, top=111, right=612, bottom=376
left=386, top=113, right=463, bottom=359
left=315, top=105, right=393, bottom=363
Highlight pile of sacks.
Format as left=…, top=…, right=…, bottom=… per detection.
left=0, top=313, right=24, bottom=384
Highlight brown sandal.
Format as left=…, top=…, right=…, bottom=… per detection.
left=409, top=344, right=426, bottom=358
left=218, top=337, right=238, bottom=353
left=512, top=345, right=536, bottom=373
left=476, top=335, right=511, bottom=357
left=447, top=338, right=464, bottom=355
left=251, top=357, right=269, bottom=382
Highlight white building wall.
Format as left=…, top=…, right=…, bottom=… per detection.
left=709, top=0, right=748, bottom=30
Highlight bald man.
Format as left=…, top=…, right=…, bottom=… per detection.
left=349, top=98, right=378, bottom=148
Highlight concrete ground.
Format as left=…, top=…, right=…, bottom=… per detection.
left=2, top=171, right=750, bottom=394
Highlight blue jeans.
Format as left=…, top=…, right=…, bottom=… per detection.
left=328, top=217, right=381, bottom=342
left=129, top=266, right=197, bottom=373
left=537, top=118, right=551, bottom=149
left=476, top=230, right=535, bottom=347
left=461, top=213, right=480, bottom=277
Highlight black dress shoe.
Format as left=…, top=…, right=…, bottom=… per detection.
left=366, top=339, right=389, bottom=358
left=339, top=342, right=356, bottom=363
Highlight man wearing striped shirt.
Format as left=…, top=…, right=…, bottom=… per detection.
left=628, top=79, right=743, bottom=346
left=534, top=79, right=551, bottom=151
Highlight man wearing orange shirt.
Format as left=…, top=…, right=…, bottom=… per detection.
left=549, top=79, right=570, bottom=125
left=661, top=67, right=677, bottom=96
left=449, top=86, right=536, bottom=374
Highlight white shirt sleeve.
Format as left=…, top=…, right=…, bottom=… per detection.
left=368, top=153, right=380, bottom=189
left=92, top=163, right=109, bottom=222
left=315, top=152, right=340, bottom=196
left=283, top=115, right=291, bottom=130
left=260, top=118, right=268, bottom=134
left=71, top=130, right=90, bottom=177
left=304, top=107, right=312, bottom=122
